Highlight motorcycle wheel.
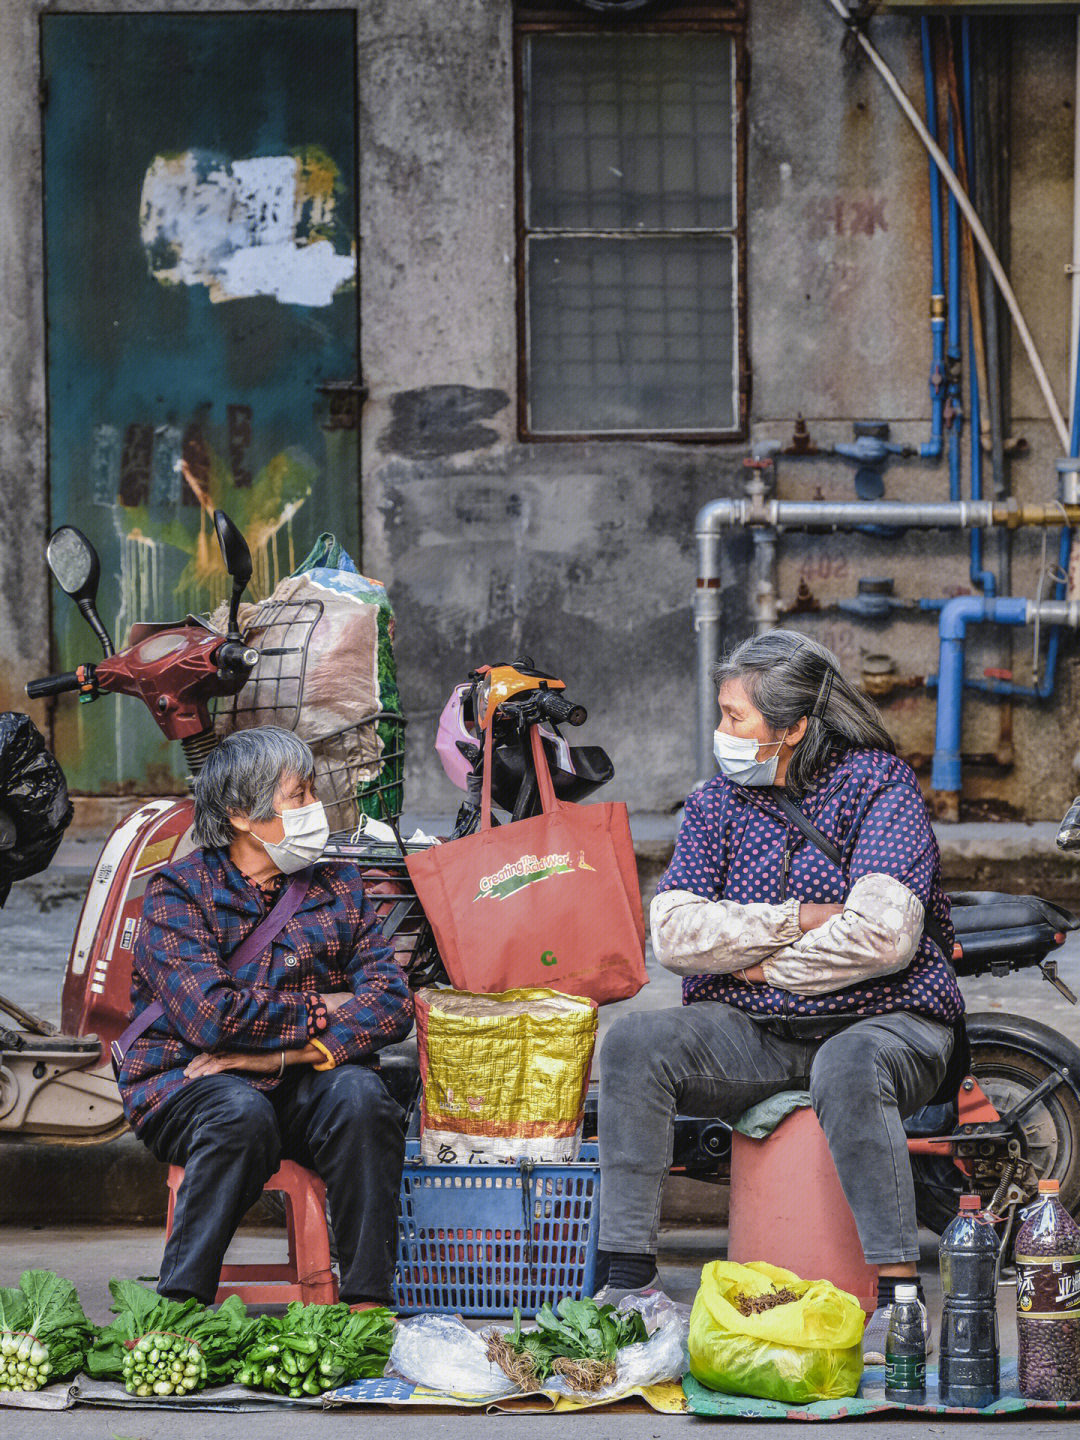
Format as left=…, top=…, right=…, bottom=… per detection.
left=912, top=1013, right=1080, bottom=1236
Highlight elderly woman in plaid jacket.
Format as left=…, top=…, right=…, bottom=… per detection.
left=116, top=727, right=414, bottom=1309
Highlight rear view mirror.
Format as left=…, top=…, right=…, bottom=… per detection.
left=46, top=526, right=114, bottom=657
left=47, top=526, right=100, bottom=603
left=214, top=510, right=253, bottom=641
left=214, top=511, right=253, bottom=590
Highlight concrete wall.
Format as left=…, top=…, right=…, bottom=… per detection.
left=3, top=1, right=1079, bottom=821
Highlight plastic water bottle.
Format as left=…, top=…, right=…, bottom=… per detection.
left=938, top=1193, right=1000, bottom=1408
left=1015, top=1178, right=1080, bottom=1400
left=884, top=1283, right=926, bottom=1404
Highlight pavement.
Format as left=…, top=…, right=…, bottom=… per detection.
left=0, top=1224, right=1059, bottom=1437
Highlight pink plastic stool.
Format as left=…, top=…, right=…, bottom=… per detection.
left=727, top=1103, right=878, bottom=1314
left=165, top=1160, right=339, bottom=1306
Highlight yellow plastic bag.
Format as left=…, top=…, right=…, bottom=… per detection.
left=688, top=1261, right=864, bottom=1404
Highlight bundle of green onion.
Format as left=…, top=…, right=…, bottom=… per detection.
left=120, top=1330, right=208, bottom=1397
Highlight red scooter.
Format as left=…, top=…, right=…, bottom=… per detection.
left=0, top=513, right=259, bottom=1141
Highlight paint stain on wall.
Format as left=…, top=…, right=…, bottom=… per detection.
left=140, top=147, right=355, bottom=306
left=378, top=386, right=509, bottom=460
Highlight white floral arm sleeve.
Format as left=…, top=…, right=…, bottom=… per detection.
left=651, top=888, right=803, bottom=975
left=760, top=873, right=925, bottom=994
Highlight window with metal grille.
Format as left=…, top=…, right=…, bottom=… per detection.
left=516, top=6, right=746, bottom=440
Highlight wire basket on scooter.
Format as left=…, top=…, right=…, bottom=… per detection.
left=211, top=594, right=405, bottom=832
left=325, top=831, right=445, bottom=989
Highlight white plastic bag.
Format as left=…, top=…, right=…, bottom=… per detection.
left=610, top=1293, right=691, bottom=1391
left=388, top=1315, right=518, bottom=1399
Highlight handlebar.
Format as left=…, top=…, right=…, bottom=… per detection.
left=25, top=671, right=82, bottom=700
left=536, top=690, right=587, bottom=726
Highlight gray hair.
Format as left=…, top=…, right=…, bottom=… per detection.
left=713, top=630, right=895, bottom=798
left=192, top=727, right=316, bottom=848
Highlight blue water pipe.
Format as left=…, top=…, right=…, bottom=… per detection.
left=931, top=597, right=1028, bottom=793
left=959, top=22, right=995, bottom=598
left=920, top=16, right=947, bottom=461
left=944, top=105, right=963, bottom=502
left=967, top=318, right=996, bottom=596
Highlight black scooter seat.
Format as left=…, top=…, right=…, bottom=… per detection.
left=948, top=891, right=1080, bottom=937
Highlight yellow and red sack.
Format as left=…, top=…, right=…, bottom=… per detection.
left=414, top=987, right=596, bottom=1164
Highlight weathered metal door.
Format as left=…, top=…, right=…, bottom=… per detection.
left=42, top=12, right=360, bottom=793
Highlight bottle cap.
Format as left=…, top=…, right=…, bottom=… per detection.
left=958, top=1195, right=982, bottom=1211
left=1039, top=1179, right=1061, bottom=1194
left=894, top=1283, right=919, bottom=1301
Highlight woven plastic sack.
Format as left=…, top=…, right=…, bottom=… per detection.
left=688, top=1261, right=864, bottom=1404
left=414, top=987, right=596, bottom=1164
left=211, top=534, right=402, bottom=821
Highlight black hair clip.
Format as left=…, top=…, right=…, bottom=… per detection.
left=812, top=668, right=835, bottom=719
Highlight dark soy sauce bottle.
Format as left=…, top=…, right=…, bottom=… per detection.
left=938, top=1193, right=1000, bottom=1408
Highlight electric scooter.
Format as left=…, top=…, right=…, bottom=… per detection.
left=0, top=511, right=414, bottom=1142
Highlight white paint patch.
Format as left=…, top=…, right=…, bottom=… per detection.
left=140, top=151, right=355, bottom=307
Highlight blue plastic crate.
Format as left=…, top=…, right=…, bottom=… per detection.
left=393, top=1142, right=600, bottom=1316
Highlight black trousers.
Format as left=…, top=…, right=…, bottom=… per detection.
left=144, top=1065, right=406, bottom=1305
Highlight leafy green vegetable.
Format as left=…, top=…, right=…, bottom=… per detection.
left=492, top=1298, right=647, bottom=1384
left=87, top=1281, right=259, bottom=1391
left=0, top=1270, right=95, bottom=1390
left=236, top=1302, right=395, bottom=1397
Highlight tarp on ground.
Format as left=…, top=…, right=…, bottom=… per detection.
left=684, top=1360, right=1080, bottom=1420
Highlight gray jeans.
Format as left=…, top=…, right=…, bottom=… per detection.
left=598, top=1003, right=954, bottom=1266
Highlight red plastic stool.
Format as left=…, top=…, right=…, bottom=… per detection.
left=165, top=1160, right=338, bottom=1305
left=727, top=1103, right=878, bottom=1315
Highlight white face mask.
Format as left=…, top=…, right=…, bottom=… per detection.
left=256, top=799, right=330, bottom=873
left=712, top=729, right=787, bottom=788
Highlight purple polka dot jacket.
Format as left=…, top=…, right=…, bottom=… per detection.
left=652, top=748, right=963, bottom=1024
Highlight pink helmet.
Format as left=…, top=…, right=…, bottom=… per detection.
left=435, top=683, right=478, bottom=791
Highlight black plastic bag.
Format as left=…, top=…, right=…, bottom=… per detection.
left=0, top=712, right=73, bottom=905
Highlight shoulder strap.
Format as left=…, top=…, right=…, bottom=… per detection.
left=110, top=865, right=314, bottom=1075
left=768, top=787, right=843, bottom=866
left=766, top=788, right=951, bottom=959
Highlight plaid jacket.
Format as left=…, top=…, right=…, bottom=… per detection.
left=117, top=846, right=414, bottom=1135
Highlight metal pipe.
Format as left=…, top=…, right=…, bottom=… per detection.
left=693, top=496, right=1080, bottom=781
left=694, top=521, right=725, bottom=781
left=751, top=528, right=779, bottom=634
left=961, top=321, right=1080, bottom=702
left=822, top=0, right=1071, bottom=452
left=920, top=17, right=947, bottom=461
left=1070, top=16, right=1080, bottom=431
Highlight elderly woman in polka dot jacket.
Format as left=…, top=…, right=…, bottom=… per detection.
left=596, top=629, right=963, bottom=1360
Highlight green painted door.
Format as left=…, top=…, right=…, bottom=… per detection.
left=42, top=12, right=360, bottom=792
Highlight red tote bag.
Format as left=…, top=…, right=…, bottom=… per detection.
left=405, top=727, right=648, bottom=1005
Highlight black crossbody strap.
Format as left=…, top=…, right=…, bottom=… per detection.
left=110, top=865, right=314, bottom=1076
left=766, top=788, right=951, bottom=958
